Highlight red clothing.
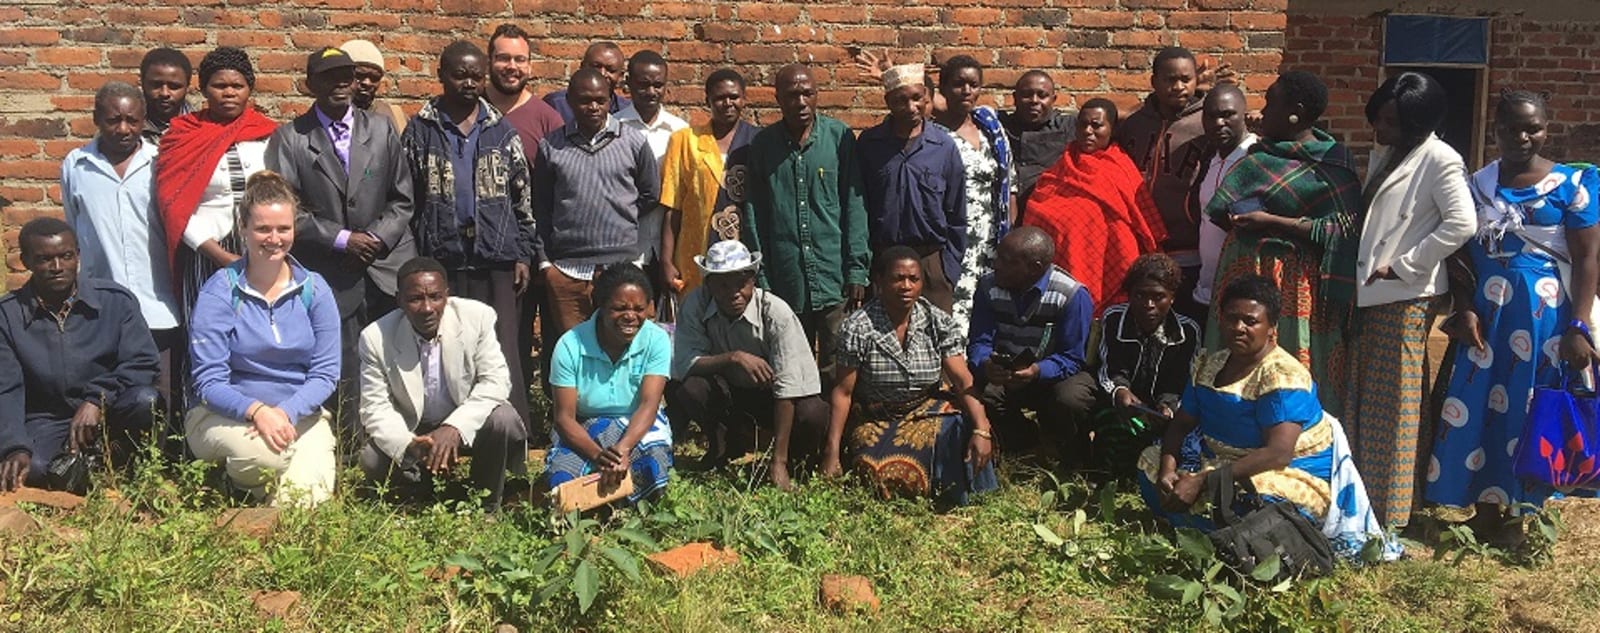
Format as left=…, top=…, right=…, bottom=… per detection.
left=1023, top=144, right=1165, bottom=304
left=502, top=96, right=565, bottom=167
left=155, top=107, right=277, bottom=272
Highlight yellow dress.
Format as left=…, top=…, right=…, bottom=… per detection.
left=658, top=122, right=757, bottom=293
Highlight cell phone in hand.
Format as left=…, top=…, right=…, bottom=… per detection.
left=1127, top=402, right=1172, bottom=424
left=1228, top=196, right=1266, bottom=216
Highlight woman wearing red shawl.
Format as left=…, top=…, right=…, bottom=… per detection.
left=156, top=47, right=278, bottom=319
left=1023, top=99, right=1166, bottom=305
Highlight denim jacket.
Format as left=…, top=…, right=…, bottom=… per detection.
left=402, top=98, right=535, bottom=269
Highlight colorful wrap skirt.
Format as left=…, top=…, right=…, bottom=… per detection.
left=847, top=392, right=999, bottom=506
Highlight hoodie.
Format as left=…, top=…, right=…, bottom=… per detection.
left=1115, top=93, right=1209, bottom=262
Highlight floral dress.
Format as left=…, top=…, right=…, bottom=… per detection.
left=934, top=107, right=1014, bottom=330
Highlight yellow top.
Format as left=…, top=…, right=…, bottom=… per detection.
left=659, top=124, right=736, bottom=294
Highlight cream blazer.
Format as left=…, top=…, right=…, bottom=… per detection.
left=358, top=297, right=512, bottom=461
left=1356, top=135, right=1477, bottom=308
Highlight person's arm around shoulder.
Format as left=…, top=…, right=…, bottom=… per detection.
left=438, top=299, right=512, bottom=447
left=1388, top=142, right=1478, bottom=284
left=358, top=317, right=414, bottom=462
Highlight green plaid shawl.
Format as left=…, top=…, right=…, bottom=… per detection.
left=1204, top=128, right=1363, bottom=331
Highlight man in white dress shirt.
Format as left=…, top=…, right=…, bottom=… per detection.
left=614, top=50, right=689, bottom=299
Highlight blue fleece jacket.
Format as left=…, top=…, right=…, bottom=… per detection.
left=189, top=260, right=340, bottom=422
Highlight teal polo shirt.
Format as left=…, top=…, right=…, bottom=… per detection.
left=550, top=318, right=671, bottom=419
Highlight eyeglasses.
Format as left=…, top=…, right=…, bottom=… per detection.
left=493, top=54, right=530, bottom=65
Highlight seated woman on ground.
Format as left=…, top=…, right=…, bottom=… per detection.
left=824, top=246, right=997, bottom=506
left=545, top=264, right=673, bottom=504
left=1088, top=253, right=1202, bottom=476
left=185, top=171, right=341, bottom=508
left=1139, top=274, right=1396, bottom=560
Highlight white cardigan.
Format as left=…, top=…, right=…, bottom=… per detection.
left=1356, top=135, right=1477, bottom=308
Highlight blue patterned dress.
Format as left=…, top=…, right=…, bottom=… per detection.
left=1426, top=162, right=1600, bottom=512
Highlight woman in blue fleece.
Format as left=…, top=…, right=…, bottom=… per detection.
left=184, top=171, right=341, bottom=507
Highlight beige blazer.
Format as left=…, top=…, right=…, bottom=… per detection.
left=1356, top=135, right=1477, bottom=308
left=358, top=297, right=511, bottom=461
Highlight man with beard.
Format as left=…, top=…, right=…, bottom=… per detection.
left=485, top=23, right=565, bottom=398
left=340, top=39, right=408, bottom=134
left=543, top=41, right=631, bottom=125
left=137, top=47, right=193, bottom=145
left=402, top=40, right=535, bottom=429
left=1115, top=47, right=1210, bottom=322
left=485, top=23, right=564, bottom=162
left=615, top=50, right=689, bottom=300
left=267, top=46, right=417, bottom=438
left=0, top=218, right=160, bottom=491
left=62, top=82, right=181, bottom=429
left=999, top=71, right=1074, bottom=217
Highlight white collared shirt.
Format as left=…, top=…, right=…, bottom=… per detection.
left=616, top=105, right=689, bottom=262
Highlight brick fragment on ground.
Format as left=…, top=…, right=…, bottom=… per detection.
left=646, top=542, right=739, bottom=578
left=215, top=507, right=280, bottom=540
left=819, top=574, right=880, bottom=614
left=0, top=487, right=85, bottom=510
left=0, top=507, right=40, bottom=538
left=250, top=590, right=300, bottom=619
left=492, top=624, right=517, bottom=633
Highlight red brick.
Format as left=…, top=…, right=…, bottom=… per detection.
left=181, top=7, right=259, bottom=26
left=999, top=49, right=1058, bottom=68
left=588, top=0, right=647, bottom=17
left=1167, top=11, right=1223, bottom=29
left=41, top=141, right=79, bottom=161
left=982, top=28, right=1047, bottom=47
left=329, top=12, right=404, bottom=29
left=1232, top=11, right=1286, bottom=31
left=1120, top=0, right=1185, bottom=8
left=35, top=47, right=101, bottom=67
left=1193, top=0, right=1250, bottom=7
left=652, top=3, right=716, bottom=19
left=760, top=25, right=826, bottom=43
left=1061, top=48, right=1125, bottom=68
left=0, top=52, right=26, bottom=68
left=739, top=4, right=802, bottom=23
left=729, top=44, right=796, bottom=64
left=441, top=0, right=507, bottom=16
left=665, top=41, right=727, bottom=63
left=49, top=96, right=95, bottom=111
left=2, top=161, right=61, bottom=180
left=901, top=29, right=962, bottom=46
left=288, top=32, right=351, bottom=50
left=0, top=141, right=39, bottom=159
left=216, top=31, right=286, bottom=48
left=1113, top=30, right=1170, bottom=49
left=697, top=23, right=759, bottom=43
left=0, top=29, right=62, bottom=46
left=1071, top=10, right=1136, bottom=29
left=809, top=5, right=868, bottom=23
left=872, top=7, right=940, bottom=25
left=951, top=8, right=1002, bottom=26
left=832, top=27, right=898, bottom=46
left=550, top=22, right=621, bottom=39
left=0, top=186, right=45, bottom=203
left=0, top=71, right=60, bottom=91
left=143, top=28, right=208, bottom=45
left=1180, top=31, right=1245, bottom=50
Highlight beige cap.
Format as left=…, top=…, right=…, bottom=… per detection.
left=340, top=39, right=385, bottom=70
left=882, top=63, right=924, bottom=93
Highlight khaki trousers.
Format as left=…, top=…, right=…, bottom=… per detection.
left=185, top=406, right=337, bottom=508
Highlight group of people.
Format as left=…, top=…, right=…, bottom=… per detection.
left=6, top=26, right=1596, bottom=558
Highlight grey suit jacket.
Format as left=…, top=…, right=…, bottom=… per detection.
left=358, top=297, right=512, bottom=461
left=266, top=106, right=416, bottom=316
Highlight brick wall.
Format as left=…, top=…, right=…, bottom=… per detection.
left=0, top=0, right=1287, bottom=290
left=1284, top=0, right=1600, bottom=172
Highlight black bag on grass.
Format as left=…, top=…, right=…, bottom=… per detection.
left=1205, top=465, right=1334, bottom=582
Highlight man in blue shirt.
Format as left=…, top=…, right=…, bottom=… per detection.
left=61, top=82, right=181, bottom=426
left=966, top=227, right=1096, bottom=466
left=0, top=218, right=160, bottom=491
left=541, top=41, right=631, bottom=125
left=856, top=64, right=967, bottom=312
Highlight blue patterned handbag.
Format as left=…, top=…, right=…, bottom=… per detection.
left=1516, top=355, right=1600, bottom=491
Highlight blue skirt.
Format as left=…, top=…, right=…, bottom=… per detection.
left=547, top=409, right=673, bottom=503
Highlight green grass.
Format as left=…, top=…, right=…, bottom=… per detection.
left=3, top=443, right=1595, bottom=632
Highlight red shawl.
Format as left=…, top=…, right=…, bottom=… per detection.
left=1022, top=144, right=1165, bottom=305
left=155, top=107, right=278, bottom=272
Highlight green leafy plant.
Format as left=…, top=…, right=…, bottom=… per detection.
left=446, top=509, right=658, bottom=618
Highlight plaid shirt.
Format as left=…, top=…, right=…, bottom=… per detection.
left=836, top=298, right=963, bottom=404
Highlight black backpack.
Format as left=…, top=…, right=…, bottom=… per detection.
left=1205, top=466, right=1335, bottom=582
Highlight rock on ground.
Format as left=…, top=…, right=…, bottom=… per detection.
left=647, top=542, right=739, bottom=578
left=819, top=574, right=880, bottom=614
left=215, top=507, right=281, bottom=540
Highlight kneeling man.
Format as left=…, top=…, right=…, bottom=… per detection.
left=667, top=240, right=828, bottom=489
left=358, top=257, right=527, bottom=509
left=0, top=218, right=159, bottom=491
